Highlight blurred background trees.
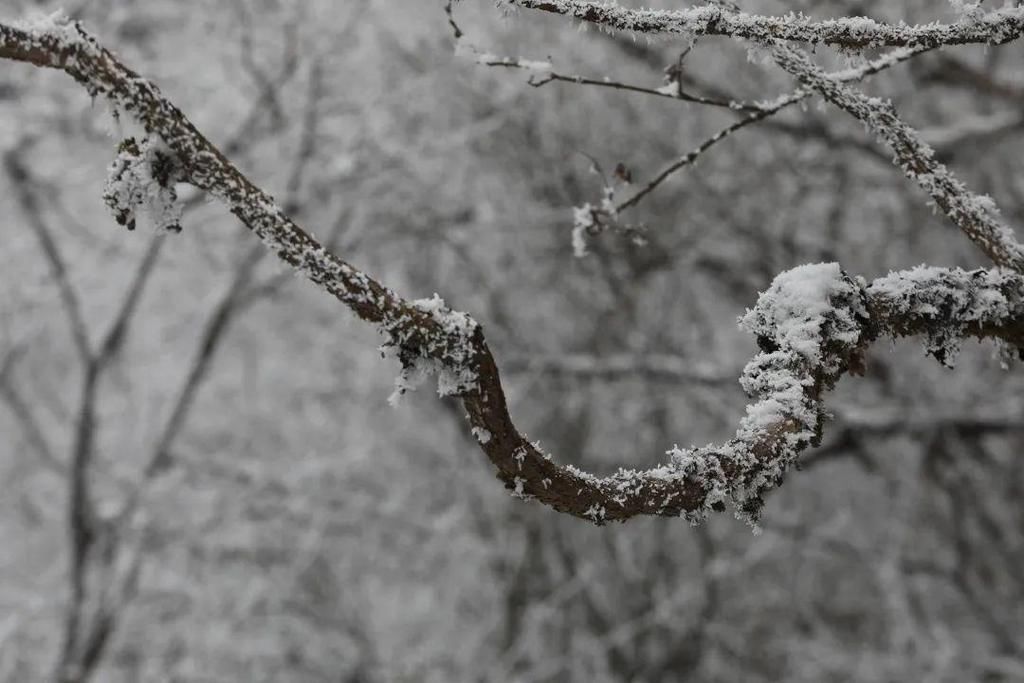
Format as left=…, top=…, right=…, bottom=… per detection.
left=0, top=0, right=1022, bottom=680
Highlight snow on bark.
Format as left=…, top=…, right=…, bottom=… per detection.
left=662, top=264, right=866, bottom=525
left=11, top=10, right=85, bottom=56
left=771, top=45, right=1024, bottom=273
left=504, top=0, right=1024, bottom=49
left=386, top=294, right=480, bottom=405
left=4, top=13, right=1024, bottom=528
left=454, top=37, right=553, bottom=74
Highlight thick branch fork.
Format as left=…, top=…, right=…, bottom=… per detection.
left=2, top=16, right=1023, bottom=525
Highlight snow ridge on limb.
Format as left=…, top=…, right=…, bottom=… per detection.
left=3, top=16, right=1024, bottom=525
left=565, top=45, right=927, bottom=252
left=503, top=0, right=1024, bottom=49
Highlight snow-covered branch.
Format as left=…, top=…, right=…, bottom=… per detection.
left=2, top=15, right=1024, bottom=528
left=503, top=352, right=730, bottom=384
left=463, top=45, right=761, bottom=111
left=771, top=45, right=1024, bottom=273
left=504, top=1, right=1024, bottom=50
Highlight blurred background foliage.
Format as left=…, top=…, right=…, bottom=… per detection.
left=1, top=0, right=1023, bottom=680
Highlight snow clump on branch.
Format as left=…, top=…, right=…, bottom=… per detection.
left=103, top=136, right=186, bottom=233
left=13, top=10, right=82, bottom=49
left=668, top=263, right=866, bottom=526
left=387, top=294, right=480, bottom=406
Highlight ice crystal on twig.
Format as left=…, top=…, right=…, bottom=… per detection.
left=102, top=136, right=185, bottom=233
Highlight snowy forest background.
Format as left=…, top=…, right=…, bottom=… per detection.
left=1, top=0, right=1023, bottom=681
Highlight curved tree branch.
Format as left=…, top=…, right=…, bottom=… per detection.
left=2, top=15, right=1023, bottom=528
left=612, top=45, right=929, bottom=215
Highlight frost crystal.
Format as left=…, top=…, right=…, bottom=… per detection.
left=387, top=359, right=433, bottom=407
left=102, top=137, right=185, bottom=233
left=385, top=294, right=480, bottom=405
left=14, top=10, right=81, bottom=45
left=584, top=504, right=606, bottom=522
left=571, top=185, right=618, bottom=257
left=571, top=203, right=595, bottom=257
left=948, top=0, right=985, bottom=24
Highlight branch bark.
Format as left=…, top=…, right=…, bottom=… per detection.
left=2, top=16, right=1023, bottom=528
left=770, top=45, right=1024, bottom=273
left=504, top=1, right=1024, bottom=50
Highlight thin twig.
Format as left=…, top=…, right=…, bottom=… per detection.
left=507, top=0, right=1024, bottom=50
left=444, top=0, right=464, bottom=40
left=616, top=45, right=930, bottom=215
left=4, top=17, right=1024, bottom=530
left=4, top=142, right=93, bottom=364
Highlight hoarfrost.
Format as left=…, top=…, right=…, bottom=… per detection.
left=867, top=266, right=1024, bottom=366
left=571, top=203, right=595, bottom=257
left=13, top=10, right=81, bottom=46
left=584, top=504, right=606, bottom=522
left=471, top=426, right=492, bottom=444
left=739, top=263, right=864, bottom=370
left=454, top=36, right=552, bottom=74
left=102, top=136, right=185, bottom=233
